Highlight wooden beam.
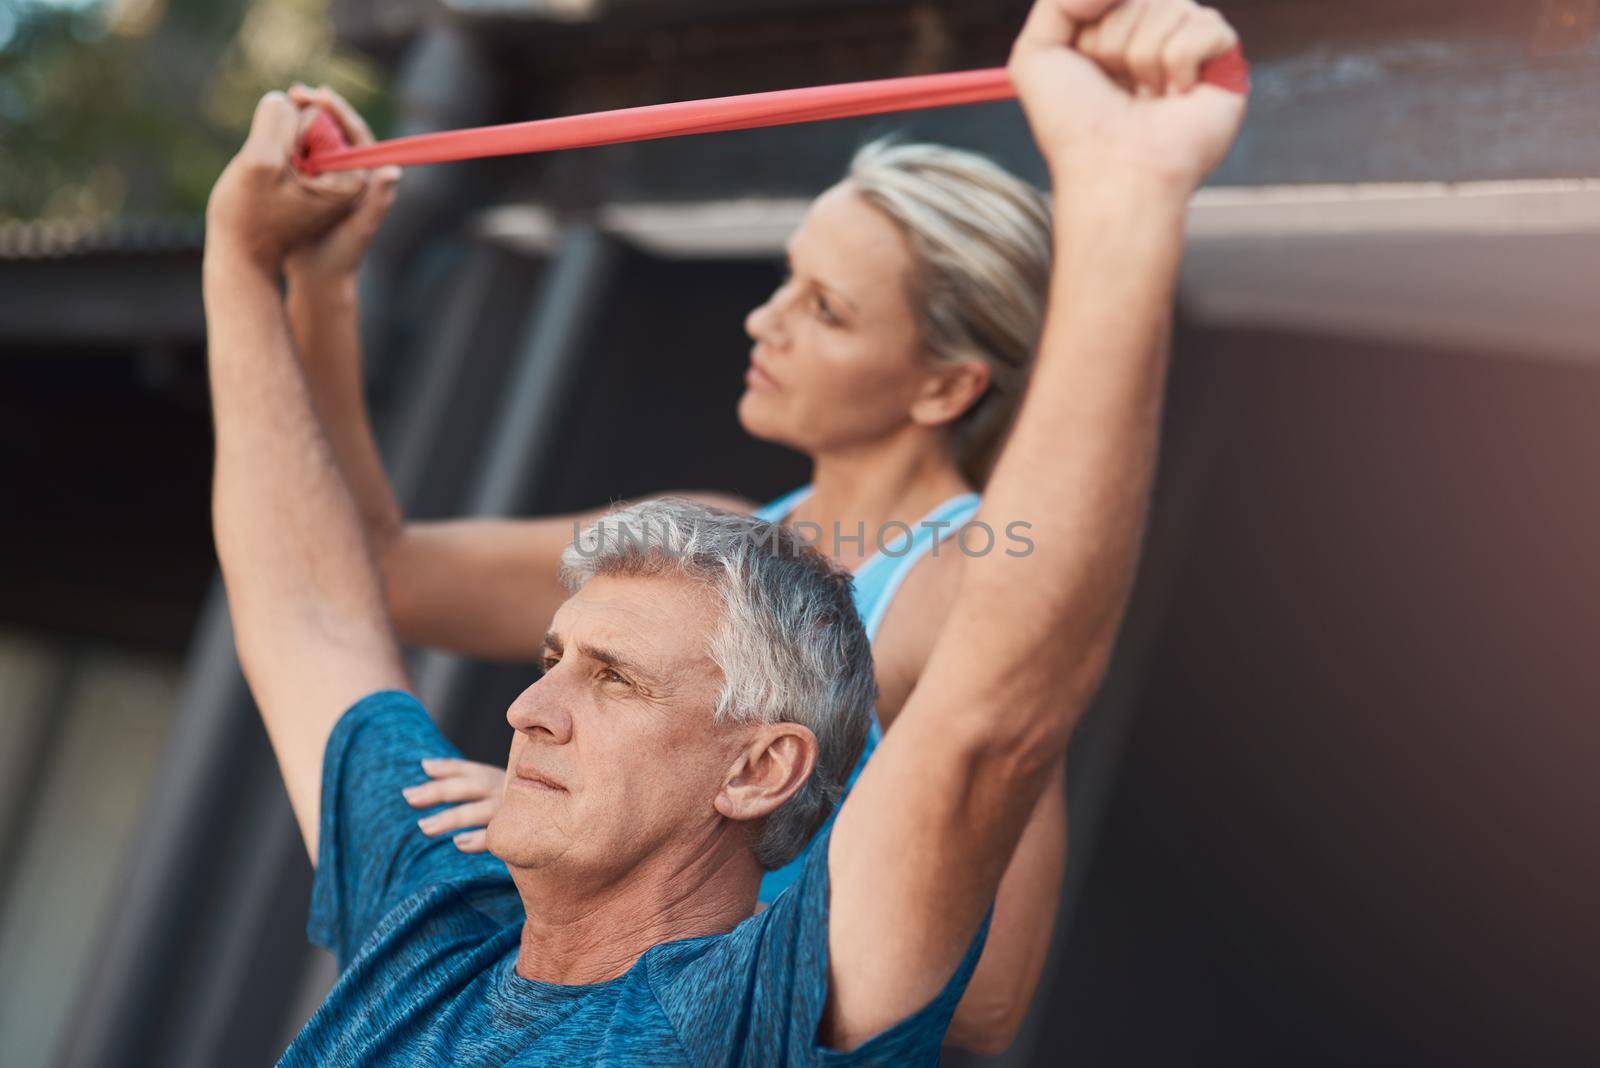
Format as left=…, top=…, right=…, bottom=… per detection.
left=478, top=180, right=1600, bottom=364
left=0, top=254, right=203, bottom=347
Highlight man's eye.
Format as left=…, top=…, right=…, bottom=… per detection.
left=540, top=656, right=559, bottom=672
left=601, top=668, right=628, bottom=685
left=814, top=295, right=839, bottom=325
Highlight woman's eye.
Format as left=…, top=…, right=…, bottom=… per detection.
left=776, top=265, right=839, bottom=326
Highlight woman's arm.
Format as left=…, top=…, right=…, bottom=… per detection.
left=378, top=497, right=754, bottom=662
left=284, top=270, right=752, bottom=657
left=285, top=261, right=587, bottom=660
left=284, top=86, right=755, bottom=662
left=945, top=764, right=1066, bottom=1056
left=288, top=270, right=753, bottom=660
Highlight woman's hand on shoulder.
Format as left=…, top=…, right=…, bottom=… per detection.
left=403, top=758, right=507, bottom=853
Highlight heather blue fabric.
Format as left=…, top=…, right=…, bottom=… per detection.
left=281, top=690, right=988, bottom=1066
left=752, top=486, right=981, bottom=903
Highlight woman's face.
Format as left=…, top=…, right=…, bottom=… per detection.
left=739, top=180, right=955, bottom=458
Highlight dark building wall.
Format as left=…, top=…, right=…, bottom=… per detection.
left=1043, top=331, right=1600, bottom=1067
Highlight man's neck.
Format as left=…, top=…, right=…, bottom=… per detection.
left=507, top=832, right=762, bottom=986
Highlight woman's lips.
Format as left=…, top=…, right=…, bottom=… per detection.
left=745, top=356, right=779, bottom=391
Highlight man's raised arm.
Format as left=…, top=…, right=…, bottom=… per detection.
left=825, top=0, right=1247, bottom=1049
left=204, top=92, right=409, bottom=858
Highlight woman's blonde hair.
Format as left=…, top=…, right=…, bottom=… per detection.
left=847, top=138, right=1052, bottom=486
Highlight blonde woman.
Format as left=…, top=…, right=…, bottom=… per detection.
left=287, top=94, right=1064, bottom=1055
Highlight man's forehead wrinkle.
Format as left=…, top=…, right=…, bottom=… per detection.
left=554, top=574, right=722, bottom=687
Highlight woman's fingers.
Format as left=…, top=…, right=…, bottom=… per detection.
left=420, top=757, right=471, bottom=777
left=404, top=758, right=505, bottom=807
left=403, top=776, right=492, bottom=807
left=406, top=759, right=506, bottom=845
left=451, top=829, right=489, bottom=853
left=417, top=799, right=498, bottom=837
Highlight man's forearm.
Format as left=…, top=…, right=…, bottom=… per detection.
left=206, top=248, right=407, bottom=848
left=208, top=255, right=406, bottom=709
left=285, top=277, right=405, bottom=554
left=209, top=258, right=396, bottom=634
left=823, top=173, right=1192, bottom=1052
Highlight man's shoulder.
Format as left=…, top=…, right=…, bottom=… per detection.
left=638, top=909, right=774, bottom=1004
left=332, top=688, right=433, bottom=748
left=641, top=849, right=836, bottom=1055
left=360, top=873, right=523, bottom=965
left=311, top=688, right=500, bottom=960
left=286, top=888, right=523, bottom=1065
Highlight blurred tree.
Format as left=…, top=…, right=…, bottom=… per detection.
left=0, top=0, right=391, bottom=223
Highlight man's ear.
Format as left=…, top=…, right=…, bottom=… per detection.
left=910, top=357, right=991, bottom=429
left=713, top=723, right=819, bottom=823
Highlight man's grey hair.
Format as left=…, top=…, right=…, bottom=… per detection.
left=558, top=497, right=876, bottom=870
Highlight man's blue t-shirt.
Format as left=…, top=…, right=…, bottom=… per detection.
left=280, top=690, right=987, bottom=1066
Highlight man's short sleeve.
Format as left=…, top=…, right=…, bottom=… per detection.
left=655, top=823, right=990, bottom=1064
left=308, top=690, right=509, bottom=967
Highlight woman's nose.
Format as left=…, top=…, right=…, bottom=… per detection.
left=744, top=299, right=774, bottom=346
left=745, top=284, right=791, bottom=348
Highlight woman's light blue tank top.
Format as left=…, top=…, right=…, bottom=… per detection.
left=751, top=484, right=982, bottom=903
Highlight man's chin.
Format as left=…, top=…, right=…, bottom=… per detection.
left=485, top=809, right=556, bottom=869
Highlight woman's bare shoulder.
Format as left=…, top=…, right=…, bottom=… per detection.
left=870, top=547, right=967, bottom=728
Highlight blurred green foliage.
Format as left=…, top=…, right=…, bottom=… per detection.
left=0, top=0, right=391, bottom=223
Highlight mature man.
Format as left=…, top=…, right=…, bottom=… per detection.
left=202, top=0, right=1245, bottom=1061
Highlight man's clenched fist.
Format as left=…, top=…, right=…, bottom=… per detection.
left=205, top=91, right=370, bottom=274
left=1008, top=0, right=1247, bottom=190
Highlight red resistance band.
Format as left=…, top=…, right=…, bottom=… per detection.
left=296, top=46, right=1248, bottom=176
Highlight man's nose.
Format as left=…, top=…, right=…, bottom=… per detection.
left=505, top=677, right=573, bottom=744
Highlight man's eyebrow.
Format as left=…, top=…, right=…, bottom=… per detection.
left=783, top=245, right=860, bottom=316
left=544, top=632, right=662, bottom=686
left=581, top=643, right=661, bottom=685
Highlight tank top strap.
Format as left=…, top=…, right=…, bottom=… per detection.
left=750, top=483, right=814, bottom=524
left=858, top=491, right=982, bottom=641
